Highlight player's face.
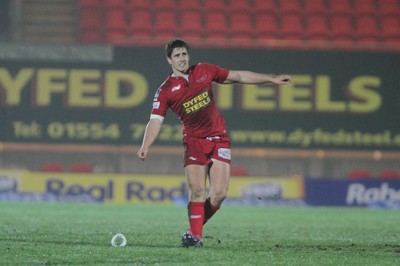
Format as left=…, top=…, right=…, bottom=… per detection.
left=167, top=47, right=190, bottom=75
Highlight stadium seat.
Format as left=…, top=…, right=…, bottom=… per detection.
left=154, top=10, right=178, bottom=38
left=278, top=0, right=301, bottom=15
left=204, top=12, right=228, bottom=39
left=378, top=169, right=400, bottom=179
left=129, top=10, right=153, bottom=38
left=303, top=0, right=327, bottom=15
left=80, top=31, right=103, bottom=43
left=80, top=9, right=102, bottom=30
left=204, top=0, right=226, bottom=13
left=377, top=0, right=400, bottom=17
left=104, top=0, right=126, bottom=10
left=229, top=0, right=252, bottom=16
left=279, top=14, right=304, bottom=40
left=353, top=0, right=376, bottom=16
left=304, top=15, right=329, bottom=41
left=231, top=166, right=249, bottom=176
left=70, top=163, right=93, bottom=173
left=354, top=16, right=379, bottom=42
left=254, top=13, right=279, bottom=39
left=128, top=0, right=152, bottom=11
left=106, top=30, right=126, bottom=43
left=41, top=162, right=64, bottom=172
left=347, top=169, right=371, bottom=180
left=79, top=8, right=103, bottom=43
left=254, top=0, right=276, bottom=15
left=179, top=11, right=203, bottom=38
left=230, top=13, right=254, bottom=40
left=327, top=0, right=352, bottom=16
left=105, top=9, right=128, bottom=32
left=153, top=0, right=176, bottom=12
left=380, top=16, right=400, bottom=42
left=178, top=0, right=201, bottom=12
left=330, top=14, right=354, bottom=41
left=79, top=0, right=101, bottom=8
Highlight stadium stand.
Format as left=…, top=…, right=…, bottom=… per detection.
left=203, top=0, right=226, bottom=14
left=40, top=162, right=65, bottom=172
left=330, top=14, right=355, bottom=42
left=380, top=16, right=400, bottom=42
left=230, top=13, right=254, bottom=40
left=229, top=0, right=252, bottom=16
left=280, top=13, right=304, bottom=40
left=16, top=0, right=77, bottom=44
left=353, top=0, right=376, bottom=17
left=179, top=11, right=203, bottom=39
left=105, top=9, right=128, bottom=41
left=204, top=12, right=229, bottom=39
left=129, top=9, right=153, bottom=38
left=377, top=0, right=400, bottom=17
left=354, top=16, right=380, bottom=42
left=178, top=0, right=202, bottom=13
left=230, top=166, right=249, bottom=176
left=153, top=0, right=176, bottom=12
left=12, top=0, right=400, bottom=50
left=79, top=0, right=103, bottom=43
left=104, top=0, right=125, bottom=9
left=327, top=0, right=353, bottom=16
left=70, top=163, right=94, bottom=173
left=378, top=169, right=400, bottom=179
left=127, top=0, right=152, bottom=11
left=347, top=169, right=371, bottom=180
left=303, top=0, right=326, bottom=15
left=154, top=10, right=179, bottom=39
left=279, top=0, right=302, bottom=15
left=254, top=12, right=279, bottom=40
left=304, top=15, right=330, bottom=41
left=254, top=1, right=276, bottom=15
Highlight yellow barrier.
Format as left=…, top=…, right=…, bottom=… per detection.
left=0, top=170, right=304, bottom=204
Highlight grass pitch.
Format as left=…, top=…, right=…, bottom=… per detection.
left=0, top=202, right=399, bottom=265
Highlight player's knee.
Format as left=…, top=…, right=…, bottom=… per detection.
left=189, top=187, right=206, bottom=200
left=212, top=190, right=227, bottom=206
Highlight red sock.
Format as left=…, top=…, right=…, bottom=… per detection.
left=203, top=197, right=220, bottom=225
left=187, top=201, right=205, bottom=238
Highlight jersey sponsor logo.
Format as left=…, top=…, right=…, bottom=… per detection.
left=182, top=91, right=211, bottom=114
left=153, top=101, right=160, bottom=109
left=171, top=84, right=181, bottom=92
left=218, top=148, right=231, bottom=160
left=196, top=74, right=207, bottom=83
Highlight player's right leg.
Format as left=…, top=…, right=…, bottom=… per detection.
left=182, top=164, right=208, bottom=247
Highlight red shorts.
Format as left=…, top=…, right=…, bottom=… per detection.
left=183, top=134, right=231, bottom=167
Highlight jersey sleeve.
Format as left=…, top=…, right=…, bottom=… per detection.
left=206, top=63, right=230, bottom=83
left=151, top=83, right=169, bottom=117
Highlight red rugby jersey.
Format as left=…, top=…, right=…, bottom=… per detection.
left=151, top=63, right=230, bottom=138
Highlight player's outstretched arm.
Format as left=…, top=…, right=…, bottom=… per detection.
left=224, top=70, right=291, bottom=85
left=137, top=118, right=162, bottom=161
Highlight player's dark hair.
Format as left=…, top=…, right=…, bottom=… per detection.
left=165, top=39, right=190, bottom=58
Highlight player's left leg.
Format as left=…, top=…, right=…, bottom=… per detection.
left=204, top=159, right=230, bottom=225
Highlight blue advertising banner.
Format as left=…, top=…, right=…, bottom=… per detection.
left=305, top=179, right=400, bottom=207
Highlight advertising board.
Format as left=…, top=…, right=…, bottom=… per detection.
left=0, top=170, right=304, bottom=205
left=1, top=47, right=399, bottom=150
